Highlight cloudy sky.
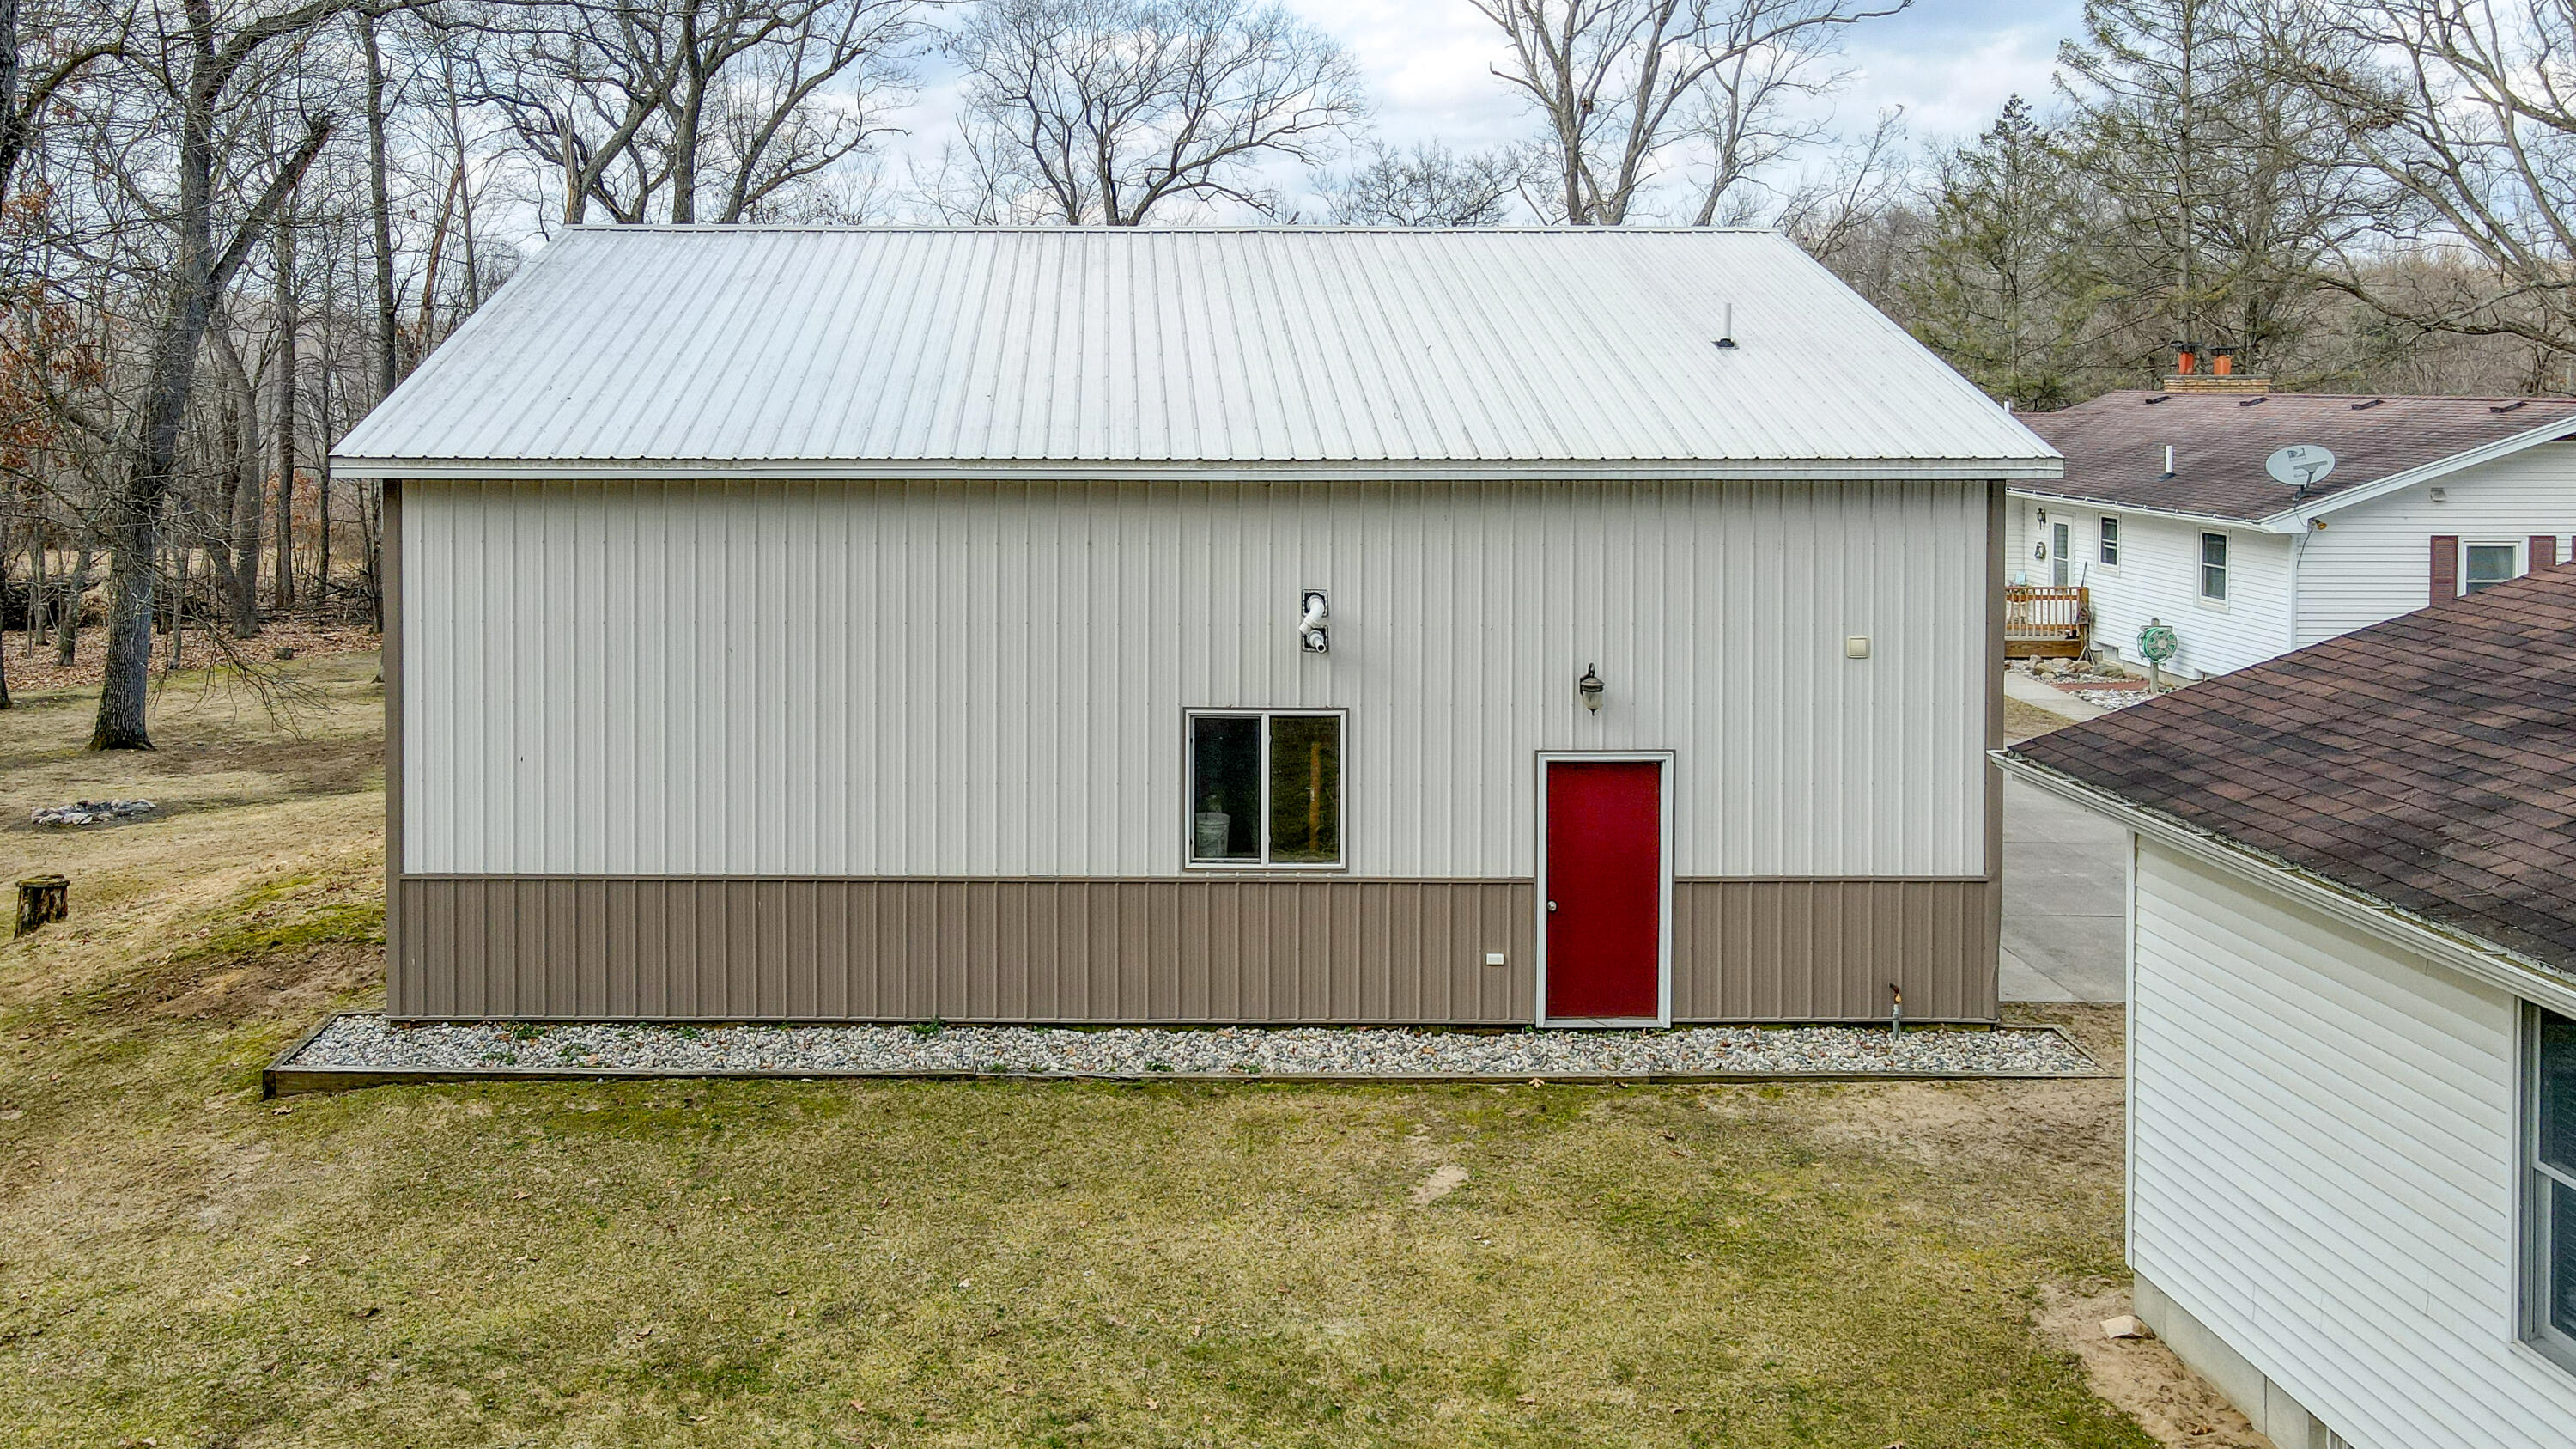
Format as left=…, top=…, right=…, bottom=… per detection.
left=1291, top=0, right=2084, bottom=150
left=872, top=0, right=2091, bottom=219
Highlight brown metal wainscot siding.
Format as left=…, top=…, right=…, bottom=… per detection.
left=388, top=875, right=1996, bottom=1025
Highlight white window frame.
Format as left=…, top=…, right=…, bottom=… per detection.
left=2198, top=531, right=2230, bottom=604
left=2097, top=515, right=2120, bottom=569
left=2523, top=1002, right=2576, bottom=1377
left=1182, top=708, right=1350, bottom=872
left=2463, top=539, right=2524, bottom=595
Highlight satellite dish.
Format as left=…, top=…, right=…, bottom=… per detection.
left=2265, top=444, right=2336, bottom=490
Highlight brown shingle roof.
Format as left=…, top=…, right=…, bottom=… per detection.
left=2004, top=564, right=2576, bottom=978
left=2016, top=390, right=2576, bottom=521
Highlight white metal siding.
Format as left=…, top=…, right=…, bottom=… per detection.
left=335, top=228, right=2056, bottom=476
left=404, top=478, right=1990, bottom=879
left=2129, top=839, right=2576, bottom=1448
left=2296, top=444, right=2576, bottom=645
left=2008, top=497, right=2293, bottom=676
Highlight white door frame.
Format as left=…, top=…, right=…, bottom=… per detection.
left=1534, top=751, right=1675, bottom=1029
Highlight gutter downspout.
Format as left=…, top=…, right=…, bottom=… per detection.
left=2287, top=526, right=2309, bottom=652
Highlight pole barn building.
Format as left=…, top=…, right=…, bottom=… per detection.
left=330, top=226, right=2059, bottom=1027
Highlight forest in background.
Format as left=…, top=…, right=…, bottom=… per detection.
left=7, top=0, right=2576, bottom=747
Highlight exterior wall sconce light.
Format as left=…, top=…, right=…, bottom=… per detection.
left=1299, top=590, right=1329, bottom=652
left=1577, top=664, right=1605, bottom=711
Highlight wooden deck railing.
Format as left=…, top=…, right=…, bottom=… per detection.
left=2004, top=584, right=2090, bottom=659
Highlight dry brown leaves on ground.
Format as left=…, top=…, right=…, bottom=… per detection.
left=0, top=622, right=379, bottom=695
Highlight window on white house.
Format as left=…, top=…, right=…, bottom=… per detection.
left=2529, top=1006, right=2576, bottom=1373
left=2465, top=543, right=2520, bottom=594
left=2200, top=533, right=2228, bottom=601
left=1188, top=710, right=1343, bottom=867
left=2099, top=517, right=2119, bottom=566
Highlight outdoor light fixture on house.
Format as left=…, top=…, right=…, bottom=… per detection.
left=1577, top=664, right=1605, bottom=711
left=1298, top=590, right=1329, bottom=652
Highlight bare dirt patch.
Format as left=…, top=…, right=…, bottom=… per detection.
left=2007, top=695, right=2083, bottom=742
left=2037, top=1283, right=2275, bottom=1449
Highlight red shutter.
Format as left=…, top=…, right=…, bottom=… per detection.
left=2532, top=534, right=2559, bottom=569
left=2431, top=535, right=2459, bottom=603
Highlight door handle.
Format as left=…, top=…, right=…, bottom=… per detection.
left=1546, top=901, right=1558, bottom=912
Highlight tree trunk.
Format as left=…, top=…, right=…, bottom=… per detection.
left=210, top=324, right=264, bottom=637
left=669, top=17, right=705, bottom=224
left=272, top=209, right=297, bottom=612
left=88, top=5, right=332, bottom=751
left=361, top=8, right=398, bottom=399
left=0, top=516, right=13, bottom=709
left=54, top=545, right=90, bottom=665
left=168, top=541, right=191, bottom=664
left=27, top=520, right=44, bottom=661
left=316, top=450, right=332, bottom=611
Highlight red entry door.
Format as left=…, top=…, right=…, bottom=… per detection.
left=1543, top=759, right=1665, bottom=1021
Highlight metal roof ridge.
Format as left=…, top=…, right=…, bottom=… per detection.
left=549, top=222, right=1794, bottom=236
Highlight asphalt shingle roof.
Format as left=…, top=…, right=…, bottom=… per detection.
left=2015, top=390, right=2576, bottom=521
left=2004, top=564, right=2576, bottom=978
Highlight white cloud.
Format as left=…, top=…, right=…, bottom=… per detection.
left=866, top=0, right=2086, bottom=221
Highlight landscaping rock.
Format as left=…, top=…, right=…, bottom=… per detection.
left=283, top=1014, right=2099, bottom=1082
left=31, top=800, right=156, bottom=827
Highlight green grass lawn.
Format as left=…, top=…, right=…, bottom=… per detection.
left=0, top=653, right=2148, bottom=1448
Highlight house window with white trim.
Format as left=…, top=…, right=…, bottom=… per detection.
left=2528, top=1005, right=2576, bottom=1375
left=1187, top=710, right=1344, bottom=868
left=2464, top=542, right=2521, bottom=594
left=2199, top=532, right=2228, bottom=601
left=2098, top=517, right=2119, bottom=567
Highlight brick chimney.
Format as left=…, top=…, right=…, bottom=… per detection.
left=2162, top=340, right=2269, bottom=395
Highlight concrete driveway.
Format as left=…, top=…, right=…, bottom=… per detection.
left=1999, top=670, right=2128, bottom=1003
left=2000, top=771, right=2128, bottom=1002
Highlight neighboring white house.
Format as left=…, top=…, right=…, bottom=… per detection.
left=1998, top=569, right=2576, bottom=1449
left=2009, top=383, right=2576, bottom=678
left=329, top=225, right=2059, bottom=1027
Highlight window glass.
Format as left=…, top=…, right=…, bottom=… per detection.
left=1188, top=711, right=1345, bottom=866
left=2200, top=533, right=2228, bottom=600
left=1189, top=715, right=1261, bottom=861
left=2543, top=1011, right=2575, bottom=1176
left=1267, top=715, right=1342, bottom=863
left=2466, top=543, right=2518, bottom=593
left=2537, top=1008, right=2576, bottom=1349
left=2554, top=1178, right=2576, bottom=1337
left=2099, top=517, right=2119, bottom=566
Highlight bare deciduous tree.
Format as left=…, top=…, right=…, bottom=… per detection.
left=948, top=0, right=1364, bottom=224
left=463, top=0, right=926, bottom=227
left=1471, top=0, right=1907, bottom=224
left=2296, top=0, right=2576, bottom=368
left=1321, top=140, right=1528, bottom=225
left=83, top=0, right=403, bottom=749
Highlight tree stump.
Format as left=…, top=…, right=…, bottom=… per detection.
left=14, top=875, right=68, bottom=938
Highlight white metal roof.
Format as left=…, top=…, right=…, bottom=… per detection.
left=332, top=226, right=2060, bottom=480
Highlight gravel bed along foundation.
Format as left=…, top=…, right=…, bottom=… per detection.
left=277, top=1014, right=2099, bottom=1087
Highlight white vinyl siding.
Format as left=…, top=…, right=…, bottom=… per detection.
left=2295, top=443, right=2576, bottom=645
left=2009, top=496, right=2294, bottom=677
left=404, top=478, right=1991, bottom=880
left=2130, top=839, right=2576, bottom=1447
